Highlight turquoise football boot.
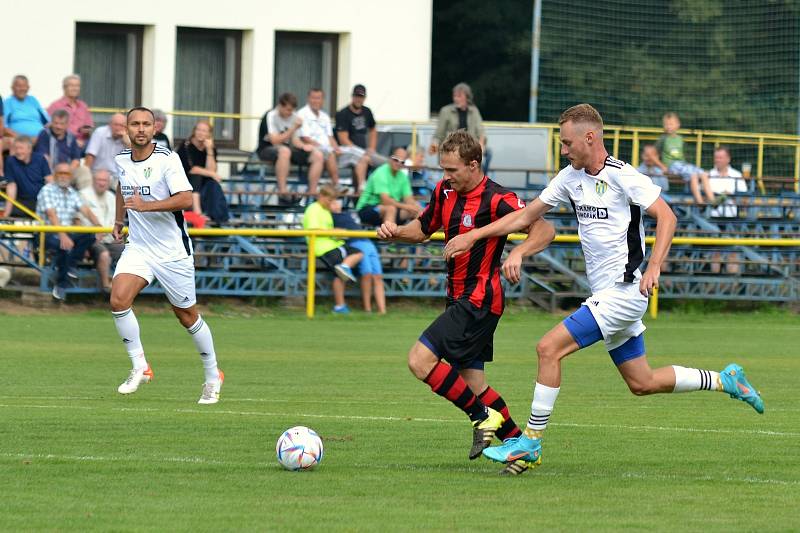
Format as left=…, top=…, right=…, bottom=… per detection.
left=482, top=434, right=542, bottom=472
left=720, top=363, right=764, bottom=414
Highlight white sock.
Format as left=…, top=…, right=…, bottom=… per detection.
left=672, top=366, right=721, bottom=392
left=187, top=316, right=219, bottom=384
left=527, top=382, right=560, bottom=433
left=112, top=308, right=147, bottom=370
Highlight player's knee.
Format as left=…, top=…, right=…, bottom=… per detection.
left=536, top=337, right=559, bottom=363
left=407, top=347, right=432, bottom=380
left=626, top=379, right=656, bottom=396
left=109, top=292, right=131, bottom=311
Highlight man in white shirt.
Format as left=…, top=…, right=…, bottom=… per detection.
left=443, top=104, right=764, bottom=475
left=80, top=169, right=123, bottom=291
left=110, top=106, right=223, bottom=405
left=709, top=146, right=748, bottom=218
left=297, top=88, right=342, bottom=191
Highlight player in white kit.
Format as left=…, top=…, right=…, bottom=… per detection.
left=444, top=104, right=763, bottom=475
left=110, top=107, right=223, bottom=404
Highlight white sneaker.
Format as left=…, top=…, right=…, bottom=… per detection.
left=117, top=365, right=154, bottom=394
left=198, top=369, right=224, bottom=404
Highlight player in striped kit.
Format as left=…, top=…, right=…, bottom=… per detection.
left=444, top=104, right=763, bottom=475
left=378, top=130, right=555, bottom=460
left=111, top=107, right=223, bottom=404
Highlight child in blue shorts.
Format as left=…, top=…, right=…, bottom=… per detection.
left=332, top=203, right=387, bottom=313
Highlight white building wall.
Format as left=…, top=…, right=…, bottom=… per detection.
left=1, top=0, right=432, bottom=149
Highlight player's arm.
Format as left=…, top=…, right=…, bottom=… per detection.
left=639, top=196, right=676, bottom=297
left=112, top=187, right=125, bottom=241
left=124, top=190, right=193, bottom=213
left=502, top=218, right=556, bottom=284
left=377, top=219, right=428, bottom=244
left=443, top=197, right=553, bottom=260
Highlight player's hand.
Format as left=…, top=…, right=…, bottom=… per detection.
left=443, top=232, right=475, bottom=261
left=501, top=249, right=524, bottom=284
left=377, top=221, right=399, bottom=240
left=112, top=222, right=125, bottom=242
left=124, top=190, right=146, bottom=212
left=639, top=266, right=659, bottom=297
left=58, top=233, right=74, bottom=251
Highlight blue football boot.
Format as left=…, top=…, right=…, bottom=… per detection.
left=483, top=434, right=542, bottom=474
left=720, top=363, right=764, bottom=414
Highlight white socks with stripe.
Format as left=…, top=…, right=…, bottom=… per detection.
left=672, top=366, right=722, bottom=392
left=187, top=316, right=220, bottom=384
left=112, top=308, right=147, bottom=370
left=526, top=382, right=560, bottom=436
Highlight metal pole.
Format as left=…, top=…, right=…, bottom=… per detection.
left=306, top=235, right=316, bottom=319
left=529, top=0, right=542, bottom=123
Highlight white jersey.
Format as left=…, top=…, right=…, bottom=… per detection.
left=539, top=155, right=661, bottom=293
left=115, top=144, right=194, bottom=262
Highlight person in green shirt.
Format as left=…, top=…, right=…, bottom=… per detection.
left=356, top=147, right=422, bottom=226
left=654, top=112, right=715, bottom=205
left=303, top=185, right=363, bottom=313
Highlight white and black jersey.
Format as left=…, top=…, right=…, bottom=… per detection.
left=538, top=155, right=661, bottom=293
left=115, top=144, right=194, bottom=262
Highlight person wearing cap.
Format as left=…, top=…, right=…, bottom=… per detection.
left=335, top=84, right=388, bottom=193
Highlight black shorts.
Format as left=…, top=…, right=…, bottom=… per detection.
left=358, top=205, right=383, bottom=226
left=319, top=245, right=361, bottom=270
left=257, top=145, right=312, bottom=166
left=419, top=299, right=500, bottom=370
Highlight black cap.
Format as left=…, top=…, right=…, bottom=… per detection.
left=352, top=84, right=366, bottom=97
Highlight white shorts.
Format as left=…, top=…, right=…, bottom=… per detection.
left=113, top=246, right=197, bottom=308
left=584, top=282, right=648, bottom=351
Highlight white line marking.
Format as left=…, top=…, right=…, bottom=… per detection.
left=2, top=452, right=797, bottom=487
left=0, top=403, right=797, bottom=437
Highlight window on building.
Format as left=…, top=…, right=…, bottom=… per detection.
left=74, top=23, right=143, bottom=125
left=174, top=27, right=241, bottom=147
left=274, top=32, right=338, bottom=114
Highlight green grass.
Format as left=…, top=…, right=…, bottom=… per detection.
left=1, top=307, right=798, bottom=531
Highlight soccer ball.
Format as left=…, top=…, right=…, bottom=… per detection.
left=276, top=426, right=324, bottom=471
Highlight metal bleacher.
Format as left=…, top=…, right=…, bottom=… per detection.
left=1, top=155, right=798, bottom=309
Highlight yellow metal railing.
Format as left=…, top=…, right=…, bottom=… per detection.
left=0, top=191, right=46, bottom=266
left=1, top=224, right=798, bottom=320
left=90, top=107, right=800, bottom=193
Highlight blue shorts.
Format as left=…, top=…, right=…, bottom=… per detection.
left=349, top=239, right=382, bottom=275
left=668, top=161, right=704, bottom=182
left=563, top=305, right=646, bottom=366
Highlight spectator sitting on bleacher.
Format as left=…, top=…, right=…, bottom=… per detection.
left=655, top=112, right=715, bottom=205
left=176, top=120, right=230, bottom=225
left=406, top=144, right=437, bottom=205
left=331, top=200, right=386, bottom=314
left=257, top=92, right=324, bottom=205
left=47, top=74, right=93, bottom=149
left=335, top=84, right=388, bottom=193
left=84, top=113, right=129, bottom=185
left=303, top=184, right=363, bottom=314
left=3, top=75, right=49, bottom=146
left=34, top=109, right=81, bottom=173
left=297, top=88, right=341, bottom=193
left=356, top=147, right=421, bottom=226
left=152, top=109, right=171, bottom=150
left=80, top=169, right=124, bottom=292
left=2, top=136, right=51, bottom=218
left=708, top=145, right=747, bottom=219
left=636, top=144, right=669, bottom=192
left=36, top=162, right=102, bottom=301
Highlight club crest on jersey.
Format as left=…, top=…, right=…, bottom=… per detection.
left=144, top=167, right=152, bottom=179
left=595, top=180, right=608, bottom=196
left=462, top=213, right=474, bottom=228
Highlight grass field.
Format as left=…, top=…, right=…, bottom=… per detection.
left=1, top=306, right=798, bottom=531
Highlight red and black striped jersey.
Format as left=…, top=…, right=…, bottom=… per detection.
left=418, top=176, right=525, bottom=315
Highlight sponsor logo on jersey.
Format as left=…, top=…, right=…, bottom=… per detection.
left=144, top=167, right=152, bottom=179
left=120, top=185, right=151, bottom=196
left=595, top=180, right=608, bottom=196
left=574, top=204, right=608, bottom=220
left=462, top=213, right=473, bottom=228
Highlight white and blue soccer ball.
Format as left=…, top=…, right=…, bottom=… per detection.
left=276, top=426, right=324, bottom=471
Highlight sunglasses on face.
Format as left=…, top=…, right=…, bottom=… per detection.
left=390, top=157, right=404, bottom=164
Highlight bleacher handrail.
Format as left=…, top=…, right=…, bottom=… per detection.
left=1, top=223, right=798, bottom=318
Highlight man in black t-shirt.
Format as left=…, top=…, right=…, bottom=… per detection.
left=335, top=84, right=388, bottom=192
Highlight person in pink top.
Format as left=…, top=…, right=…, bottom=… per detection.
left=47, top=74, right=94, bottom=147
